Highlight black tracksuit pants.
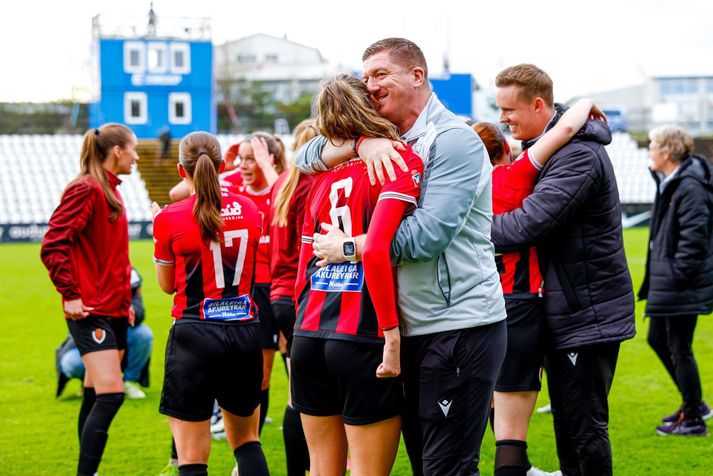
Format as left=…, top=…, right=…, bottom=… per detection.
left=646, top=314, right=703, bottom=419
left=546, top=342, right=620, bottom=476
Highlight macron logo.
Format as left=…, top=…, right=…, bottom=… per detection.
left=438, top=399, right=453, bottom=417
left=567, top=352, right=578, bottom=366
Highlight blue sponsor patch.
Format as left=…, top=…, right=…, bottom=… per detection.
left=202, top=295, right=253, bottom=322
left=310, top=262, right=364, bottom=293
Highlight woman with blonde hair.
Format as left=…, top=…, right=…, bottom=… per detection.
left=269, top=118, right=318, bottom=475
left=153, top=131, right=268, bottom=476
left=640, top=125, right=713, bottom=436
left=41, top=123, right=138, bottom=476
left=291, top=74, right=424, bottom=475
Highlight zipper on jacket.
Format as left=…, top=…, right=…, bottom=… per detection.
left=437, top=252, right=452, bottom=306
left=551, top=257, right=580, bottom=311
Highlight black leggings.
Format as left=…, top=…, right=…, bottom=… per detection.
left=647, top=315, right=703, bottom=419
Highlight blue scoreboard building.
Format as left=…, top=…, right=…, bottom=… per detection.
left=430, top=73, right=474, bottom=118
left=89, top=16, right=214, bottom=139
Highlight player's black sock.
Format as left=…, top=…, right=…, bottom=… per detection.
left=494, top=439, right=530, bottom=476
left=280, top=351, right=289, bottom=376
left=78, top=386, right=96, bottom=443
left=77, top=392, right=124, bottom=476
left=258, top=388, right=269, bottom=433
left=489, top=406, right=495, bottom=432
left=283, top=405, right=310, bottom=475
left=178, top=463, right=208, bottom=476
left=234, top=441, right=269, bottom=476
left=171, top=437, right=178, bottom=460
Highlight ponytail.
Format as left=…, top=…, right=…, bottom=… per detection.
left=72, top=123, right=134, bottom=221
left=178, top=132, right=224, bottom=242
left=192, top=153, right=224, bottom=242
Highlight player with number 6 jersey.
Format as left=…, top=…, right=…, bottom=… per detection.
left=291, top=74, right=423, bottom=476
left=152, top=131, right=269, bottom=476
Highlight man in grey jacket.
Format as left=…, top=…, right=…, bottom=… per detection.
left=296, top=38, right=506, bottom=475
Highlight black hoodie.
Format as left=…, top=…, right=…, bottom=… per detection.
left=638, top=154, right=713, bottom=317
left=491, top=104, right=636, bottom=350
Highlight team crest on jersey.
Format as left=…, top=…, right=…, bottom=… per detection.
left=92, top=328, right=106, bottom=344
left=221, top=201, right=243, bottom=218
left=411, top=172, right=421, bottom=188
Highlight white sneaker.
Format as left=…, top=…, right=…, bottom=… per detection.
left=536, top=403, right=552, bottom=414
left=211, top=430, right=226, bottom=440
left=527, top=465, right=562, bottom=476
left=210, top=416, right=224, bottom=434
left=231, top=464, right=239, bottom=476
left=124, top=381, right=146, bottom=400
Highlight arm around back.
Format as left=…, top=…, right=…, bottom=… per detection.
left=491, top=144, right=600, bottom=253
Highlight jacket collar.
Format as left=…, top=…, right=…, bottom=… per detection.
left=105, top=169, right=122, bottom=188
left=402, top=93, right=446, bottom=144
left=650, top=155, right=713, bottom=194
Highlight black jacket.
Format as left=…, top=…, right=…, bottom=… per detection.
left=638, top=155, right=713, bottom=317
left=491, top=105, right=635, bottom=350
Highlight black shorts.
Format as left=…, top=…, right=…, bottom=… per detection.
left=160, top=320, right=263, bottom=422
left=495, top=297, right=545, bottom=392
left=401, top=321, right=507, bottom=476
left=290, top=336, right=403, bottom=425
left=67, top=314, right=128, bottom=356
left=271, top=297, right=296, bottom=356
left=253, top=284, right=278, bottom=350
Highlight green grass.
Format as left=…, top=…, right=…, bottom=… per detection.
left=0, top=229, right=711, bottom=475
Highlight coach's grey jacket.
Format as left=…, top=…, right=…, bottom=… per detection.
left=295, top=94, right=506, bottom=337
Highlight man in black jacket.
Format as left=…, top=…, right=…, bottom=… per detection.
left=639, top=125, right=713, bottom=436
left=491, top=64, right=635, bottom=476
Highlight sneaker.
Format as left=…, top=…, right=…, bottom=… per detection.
left=211, top=430, right=227, bottom=440
left=527, top=466, right=562, bottom=476
left=158, top=458, right=179, bottom=476
left=231, top=464, right=239, bottom=476
left=124, top=381, right=146, bottom=400
left=536, top=403, right=552, bottom=414
left=662, top=402, right=713, bottom=423
left=210, top=415, right=224, bottom=434
left=656, top=416, right=708, bottom=436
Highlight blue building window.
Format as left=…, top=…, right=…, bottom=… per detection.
left=124, top=92, right=148, bottom=124
left=169, top=93, right=191, bottom=125
left=147, top=42, right=168, bottom=74
left=170, top=43, right=191, bottom=74
left=124, top=42, right=145, bottom=74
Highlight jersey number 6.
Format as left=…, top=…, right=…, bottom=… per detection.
left=329, top=178, right=353, bottom=236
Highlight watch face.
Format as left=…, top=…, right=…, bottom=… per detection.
left=343, top=241, right=356, bottom=257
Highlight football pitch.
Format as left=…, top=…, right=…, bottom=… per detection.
left=0, top=228, right=711, bottom=475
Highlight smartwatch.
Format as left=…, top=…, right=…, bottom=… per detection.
left=343, top=238, right=357, bottom=262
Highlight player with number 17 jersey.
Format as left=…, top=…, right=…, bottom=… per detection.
left=153, top=190, right=262, bottom=321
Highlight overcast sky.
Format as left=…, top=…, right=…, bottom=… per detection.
left=2, top=0, right=712, bottom=103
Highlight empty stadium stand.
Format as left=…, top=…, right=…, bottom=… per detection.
left=0, top=132, right=648, bottom=242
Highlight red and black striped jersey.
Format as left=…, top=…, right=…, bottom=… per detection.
left=233, top=185, right=272, bottom=284
left=492, top=149, right=543, bottom=297
left=295, top=147, right=423, bottom=343
left=153, top=191, right=262, bottom=321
